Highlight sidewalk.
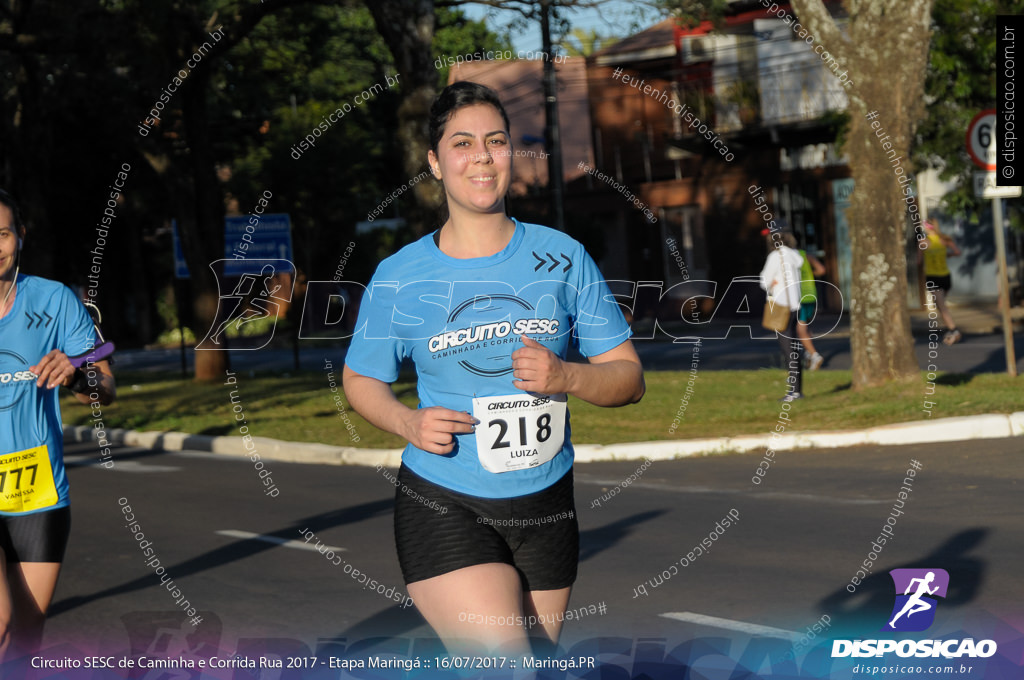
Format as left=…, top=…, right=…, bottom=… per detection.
left=908, top=301, right=1024, bottom=335
left=642, top=301, right=1023, bottom=342
left=64, top=410, right=1024, bottom=468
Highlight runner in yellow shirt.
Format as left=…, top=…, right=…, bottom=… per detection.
left=918, top=221, right=961, bottom=345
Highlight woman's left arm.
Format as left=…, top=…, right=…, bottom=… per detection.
left=74, top=358, right=116, bottom=405
left=31, top=350, right=116, bottom=405
left=511, top=336, right=645, bottom=407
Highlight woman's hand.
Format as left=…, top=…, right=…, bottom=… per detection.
left=519, top=338, right=644, bottom=407
left=30, top=350, right=76, bottom=390
left=398, top=407, right=478, bottom=455
left=344, top=366, right=479, bottom=455
left=511, top=335, right=570, bottom=395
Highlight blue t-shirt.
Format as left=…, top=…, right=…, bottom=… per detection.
left=0, top=274, right=97, bottom=515
left=345, top=219, right=632, bottom=498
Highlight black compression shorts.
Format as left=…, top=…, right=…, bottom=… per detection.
left=394, top=464, right=578, bottom=591
left=926, top=275, right=952, bottom=293
left=0, top=506, right=72, bottom=563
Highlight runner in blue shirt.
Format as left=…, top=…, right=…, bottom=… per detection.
left=343, top=82, right=645, bottom=655
left=0, top=189, right=116, bottom=661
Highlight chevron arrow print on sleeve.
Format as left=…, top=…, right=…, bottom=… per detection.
left=25, top=310, right=54, bottom=330
left=532, top=251, right=573, bottom=273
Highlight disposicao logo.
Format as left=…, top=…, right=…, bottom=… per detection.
left=883, top=568, right=949, bottom=632
left=832, top=568, right=998, bottom=659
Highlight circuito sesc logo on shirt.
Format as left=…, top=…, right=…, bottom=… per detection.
left=429, top=294, right=561, bottom=377
left=0, top=350, right=35, bottom=412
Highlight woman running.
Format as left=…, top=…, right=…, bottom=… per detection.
left=343, top=82, right=644, bottom=655
left=918, top=220, right=962, bottom=345
left=0, top=189, right=116, bottom=661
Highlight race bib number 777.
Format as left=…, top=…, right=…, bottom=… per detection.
left=472, top=394, right=567, bottom=473
left=0, top=445, right=59, bottom=513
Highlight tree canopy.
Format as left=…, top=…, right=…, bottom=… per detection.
left=914, top=0, right=1024, bottom=228
left=0, top=1, right=507, bottom=365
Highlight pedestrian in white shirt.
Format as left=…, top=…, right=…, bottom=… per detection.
left=759, top=225, right=806, bottom=401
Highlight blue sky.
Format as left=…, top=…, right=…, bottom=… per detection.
left=459, top=1, right=665, bottom=54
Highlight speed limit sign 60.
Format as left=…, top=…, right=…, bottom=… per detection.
left=966, top=109, right=997, bottom=171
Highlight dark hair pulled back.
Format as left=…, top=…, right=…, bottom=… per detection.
left=429, top=81, right=511, bottom=152
left=0, top=189, right=25, bottom=232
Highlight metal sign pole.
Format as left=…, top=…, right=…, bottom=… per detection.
left=991, top=196, right=1018, bottom=376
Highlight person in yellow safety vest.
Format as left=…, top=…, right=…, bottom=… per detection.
left=797, top=248, right=827, bottom=370
left=918, top=221, right=962, bottom=345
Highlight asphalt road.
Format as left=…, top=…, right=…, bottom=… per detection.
left=44, top=436, right=1022, bottom=665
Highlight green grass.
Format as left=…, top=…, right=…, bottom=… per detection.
left=61, top=369, right=1024, bottom=449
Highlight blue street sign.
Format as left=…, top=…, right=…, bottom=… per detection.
left=172, top=220, right=190, bottom=279
left=223, top=213, right=294, bottom=276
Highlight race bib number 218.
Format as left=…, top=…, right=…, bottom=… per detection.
left=472, top=394, right=567, bottom=473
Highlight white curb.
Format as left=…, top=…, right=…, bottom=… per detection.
left=64, top=411, right=1023, bottom=467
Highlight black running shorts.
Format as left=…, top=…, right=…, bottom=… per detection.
left=394, top=465, right=578, bottom=591
left=926, top=275, right=952, bottom=293
left=0, top=506, right=72, bottom=563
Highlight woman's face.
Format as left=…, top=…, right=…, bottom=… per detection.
left=427, top=103, right=512, bottom=218
left=0, top=206, right=20, bottom=281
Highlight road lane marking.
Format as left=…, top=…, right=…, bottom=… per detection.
left=216, top=530, right=346, bottom=553
left=660, top=612, right=800, bottom=640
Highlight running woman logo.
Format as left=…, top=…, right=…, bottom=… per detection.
left=883, top=568, right=949, bottom=632
left=198, top=259, right=295, bottom=351
left=834, top=567, right=995, bottom=660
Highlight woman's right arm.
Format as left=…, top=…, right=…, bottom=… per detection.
left=944, top=235, right=961, bottom=256
left=342, top=365, right=476, bottom=454
left=807, top=253, right=827, bottom=276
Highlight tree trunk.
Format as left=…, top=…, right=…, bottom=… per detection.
left=180, top=68, right=229, bottom=381
left=365, top=0, right=441, bottom=235
left=790, top=0, right=933, bottom=388
left=845, top=92, right=922, bottom=388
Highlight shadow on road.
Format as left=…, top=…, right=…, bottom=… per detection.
left=818, top=528, right=987, bottom=635
left=580, top=510, right=669, bottom=563
left=967, top=337, right=1024, bottom=374
left=50, top=500, right=393, bottom=617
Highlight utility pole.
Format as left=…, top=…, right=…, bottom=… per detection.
left=540, top=0, right=565, bottom=231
